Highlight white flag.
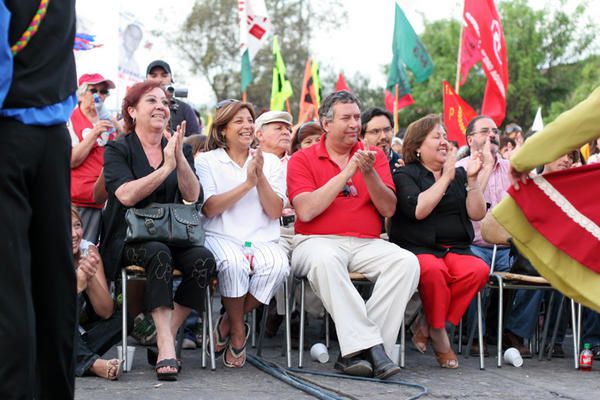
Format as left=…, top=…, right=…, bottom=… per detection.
left=531, top=106, right=544, bottom=132
left=239, top=0, right=270, bottom=91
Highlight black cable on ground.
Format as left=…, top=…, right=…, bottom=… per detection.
left=247, top=354, right=428, bottom=400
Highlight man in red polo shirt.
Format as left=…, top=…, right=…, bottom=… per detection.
left=287, top=91, right=419, bottom=379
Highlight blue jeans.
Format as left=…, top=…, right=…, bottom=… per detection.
left=466, top=245, right=511, bottom=336
left=582, top=308, right=600, bottom=347
left=506, top=291, right=568, bottom=343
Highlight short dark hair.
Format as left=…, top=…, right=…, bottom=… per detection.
left=465, top=115, right=493, bottom=137
left=318, top=90, right=361, bottom=128
left=291, top=121, right=322, bottom=153
left=360, top=107, right=394, bottom=138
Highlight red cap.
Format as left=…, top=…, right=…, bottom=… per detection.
left=78, top=73, right=116, bottom=89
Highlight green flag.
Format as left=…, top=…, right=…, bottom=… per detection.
left=386, top=2, right=434, bottom=92
left=270, top=36, right=293, bottom=111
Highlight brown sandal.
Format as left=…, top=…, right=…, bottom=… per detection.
left=435, top=349, right=459, bottom=369
left=410, top=317, right=429, bottom=353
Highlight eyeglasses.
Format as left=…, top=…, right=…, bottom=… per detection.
left=471, top=127, right=500, bottom=136
left=341, top=179, right=358, bottom=197
left=89, top=88, right=110, bottom=96
left=216, top=99, right=240, bottom=110
left=365, top=126, right=393, bottom=136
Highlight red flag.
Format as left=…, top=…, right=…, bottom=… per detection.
left=335, top=73, right=350, bottom=92
left=298, top=57, right=318, bottom=124
left=384, top=90, right=414, bottom=113
left=463, top=0, right=508, bottom=125
left=459, top=25, right=482, bottom=86
left=443, top=80, right=477, bottom=147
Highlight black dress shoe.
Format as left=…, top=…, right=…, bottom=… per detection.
left=470, top=341, right=490, bottom=357
left=366, top=344, right=401, bottom=380
left=546, top=343, right=565, bottom=358
left=334, top=353, right=373, bottom=377
left=591, top=345, right=600, bottom=360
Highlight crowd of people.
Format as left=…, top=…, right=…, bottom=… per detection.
left=3, top=2, right=598, bottom=398
left=60, top=60, right=600, bottom=383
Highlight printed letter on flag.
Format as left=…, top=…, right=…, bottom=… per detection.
left=239, top=0, right=270, bottom=92
left=463, top=0, right=508, bottom=125
left=443, top=80, right=477, bottom=147
left=270, top=35, right=293, bottom=111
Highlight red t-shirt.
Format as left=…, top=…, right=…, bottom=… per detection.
left=287, top=134, right=394, bottom=238
left=70, top=106, right=112, bottom=208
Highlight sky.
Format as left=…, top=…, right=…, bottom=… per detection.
left=76, top=0, right=600, bottom=110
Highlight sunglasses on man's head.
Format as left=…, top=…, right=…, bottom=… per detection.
left=89, top=88, right=110, bottom=95
left=216, top=99, right=240, bottom=110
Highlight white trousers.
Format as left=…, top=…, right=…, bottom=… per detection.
left=205, top=236, right=289, bottom=305
left=292, top=235, right=420, bottom=357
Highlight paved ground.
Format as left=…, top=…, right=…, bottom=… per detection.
left=75, top=319, right=600, bottom=400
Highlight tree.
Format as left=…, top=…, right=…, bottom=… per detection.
left=370, top=0, right=598, bottom=129
left=170, top=0, right=346, bottom=115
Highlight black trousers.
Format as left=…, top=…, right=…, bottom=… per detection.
left=75, top=309, right=129, bottom=377
left=0, top=118, right=77, bottom=399
left=122, top=242, right=215, bottom=313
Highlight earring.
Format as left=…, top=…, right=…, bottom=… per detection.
left=416, top=150, right=421, bottom=158
left=132, top=117, right=136, bottom=125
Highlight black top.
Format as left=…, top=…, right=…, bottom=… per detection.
left=389, top=162, right=474, bottom=257
left=100, top=132, right=197, bottom=281
left=4, top=0, right=77, bottom=108
left=170, top=99, right=201, bottom=136
left=388, top=150, right=402, bottom=175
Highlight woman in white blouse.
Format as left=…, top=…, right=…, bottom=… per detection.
left=195, top=100, right=289, bottom=368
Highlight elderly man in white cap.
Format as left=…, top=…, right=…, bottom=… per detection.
left=255, top=111, right=323, bottom=339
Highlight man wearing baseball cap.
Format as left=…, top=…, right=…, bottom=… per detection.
left=69, top=73, right=118, bottom=243
left=146, top=60, right=201, bottom=136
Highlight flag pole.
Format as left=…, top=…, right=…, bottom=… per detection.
left=242, top=91, right=247, bottom=103
left=455, top=24, right=464, bottom=94
left=285, top=99, right=292, bottom=117
left=394, top=83, right=399, bottom=135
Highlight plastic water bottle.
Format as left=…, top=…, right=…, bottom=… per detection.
left=93, top=93, right=116, bottom=146
left=243, top=241, right=254, bottom=273
left=580, top=343, right=593, bottom=371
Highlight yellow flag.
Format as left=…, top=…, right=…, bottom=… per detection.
left=270, top=36, right=293, bottom=111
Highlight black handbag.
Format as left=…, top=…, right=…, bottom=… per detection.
left=508, top=239, right=539, bottom=276
left=124, top=202, right=205, bottom=247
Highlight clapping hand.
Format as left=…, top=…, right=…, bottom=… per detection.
left=354, top=142, right=377, bottom=174
left=467, top=151, right=484, bottom=178
left=442, top=146, right=457, bottom=181
left=163, top=126, right=182, bottom=172
left=509, top=164, right=529, bottom=190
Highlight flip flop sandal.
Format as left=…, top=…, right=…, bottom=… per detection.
left=223, top=342, right=247, bottom=368
left=210, top=315, right=230, bottom=358
left=155, top=358, right=179, bottom=381
left=106, top=359, right=124, bottom=381
left=222, top=324, right=250, bottom=368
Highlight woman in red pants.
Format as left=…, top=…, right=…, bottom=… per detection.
left=389, top=114, right=490, bottom=368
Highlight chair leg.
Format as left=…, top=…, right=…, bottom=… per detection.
left=257, top=302, right=268, bottom=357
left=121, top=268, right=129, bottom=372
left=175, top=326, right=184, bottom=360
left=477, top=291, right=485, bottom=370
left=284, top=280, right=292, bottom=369
left=571, top=299, right=579, bottom=369
left=206, top=285, right=216, bottom=371
left=539, top=291, right=556, bottom=360
left=400, top=320, right=405, bottom=368
left=577, top=302, right=582, bottom=355
left=545, top=295, right=563, bottom=361
left=202, top=308, right=207, bottom=369
left=251, top=309, right=257, bottom=348
left=325, top=312, right=330, bottom=349
left=496, top=276, right=503, bottom=368
left=298, top=279, right=306, bottom=368
left=457, top=317, right=463, bottom=355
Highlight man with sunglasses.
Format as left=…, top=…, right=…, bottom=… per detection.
left=455, top=115, right=513, bottom=356
left=360, top=107, right=404, bottom=174
left=146, top=60, right=201, bottom=136
left=68, top=73, right=117, bottom=244
left=287, top=91, right=419, bottom=379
